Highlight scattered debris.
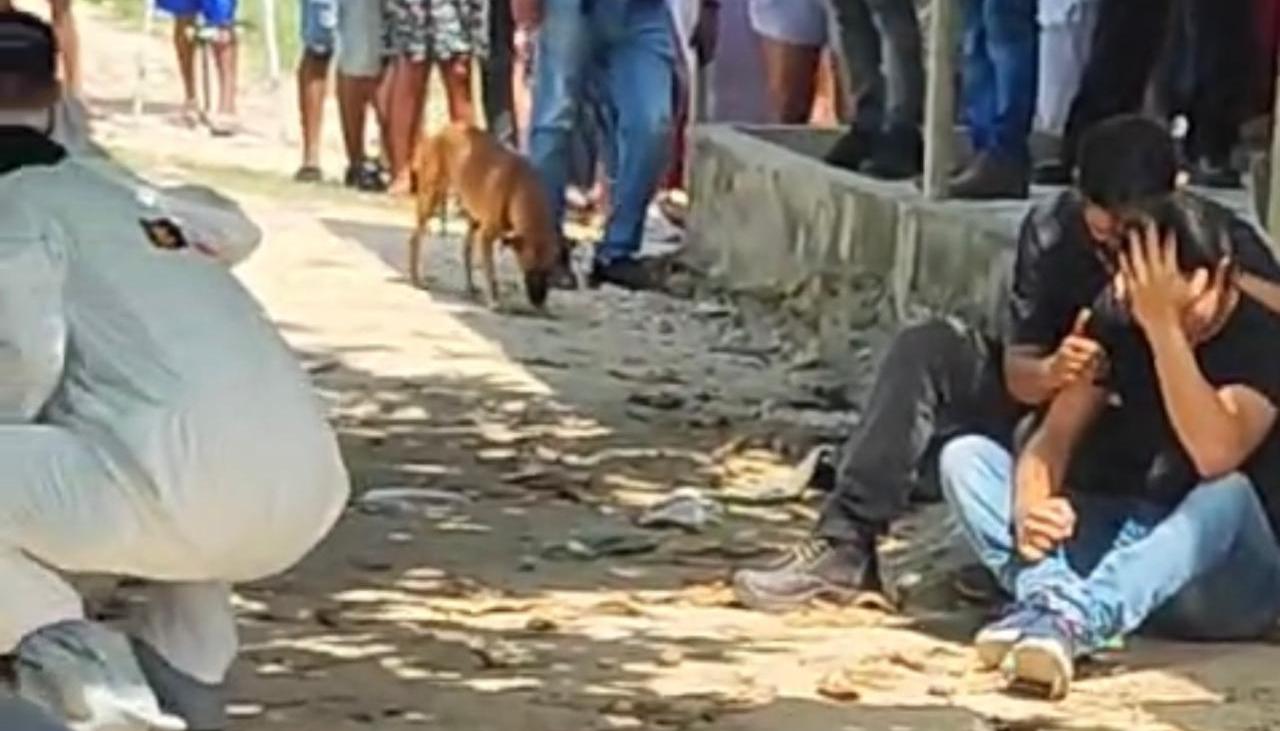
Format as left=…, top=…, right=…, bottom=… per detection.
left=608, top=365, right=685, bottom=385
left=692, top=301, right=733, bottom=320
left=926, top=683, right=955, bottom=699
left=720, top=446, right=831, bottom=506
left=476, top=447, right=520, bottom=464
left=226, top=703, right=266, bottom=719
left=816, top=669, right=864, bottom=703
left=637, top=488, right=724, bottom=532
left=354, top=487, right=469, bottom=517
left=469, top=638, right=537, bottom=670
left=304, top=358, right=340, bottom=375
left=626, top=389, right=686, bottom=411
left=556, top=447, right=712, bottom=470
left=314, top=606, right=344, bottom=629
left=518, top=355, right=571, bottom=369
left=501, top=466, right=595, bottom=503
left=657, top=648, right=684, bottom=668
left=525, top=616, right=559, bottom=633
left=543, top=524, right=662, bottom=561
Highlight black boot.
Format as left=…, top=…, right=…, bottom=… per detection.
left=950, top=152, right=1030, bottom=200
left=1190, top=156, right=1242, bottom=189
left=825, top=125, right=878, bottom=173
left=863, top=124, right=923, bottom=180
left=733, top=536, right=881, bottom=612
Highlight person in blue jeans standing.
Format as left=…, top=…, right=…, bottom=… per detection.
left=515, top=0, right=676, bottom=291
left=951, top=0, right=1037, bottom=199
left=940, top=167, right=1280, bottom=697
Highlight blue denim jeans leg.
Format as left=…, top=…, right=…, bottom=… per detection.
left=940, top=435, right=1280, bottom=652
left=528, top=0, right=674, bottom=265
left=961, top=0, right=1037, bottom=161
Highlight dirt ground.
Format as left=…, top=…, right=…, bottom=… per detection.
left=64, top=5, right=1280, bottom=730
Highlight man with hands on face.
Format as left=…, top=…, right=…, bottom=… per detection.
left=941, top=190, right=1280, bottom=700
left=732, top=115, right=1280, bottom=612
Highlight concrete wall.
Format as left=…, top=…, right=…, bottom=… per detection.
left=685, top=125, right=1026, bottom=362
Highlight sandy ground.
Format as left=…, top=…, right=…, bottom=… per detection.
left=62, top=5, right=1280, bottom=730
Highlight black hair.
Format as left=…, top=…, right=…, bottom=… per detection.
left=1077, top=115, right=1178, bottom=210
left=1117, top=193, right=1235, bottom=276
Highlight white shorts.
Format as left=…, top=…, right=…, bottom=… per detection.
left=749, top=0, right=830, bottom=47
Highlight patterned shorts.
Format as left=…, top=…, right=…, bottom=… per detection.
left=384, top=0, right=487, bottom=62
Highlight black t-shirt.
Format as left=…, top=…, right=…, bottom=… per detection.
left=1006, top=190, right=1280, bottom=352
left=1070, top=295, right=1280, bottom=531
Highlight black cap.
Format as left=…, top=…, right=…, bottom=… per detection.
left=0, top=10, right=59, bottom=110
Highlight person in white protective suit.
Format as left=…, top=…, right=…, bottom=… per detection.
left=0, top=10, right=350, bottom=731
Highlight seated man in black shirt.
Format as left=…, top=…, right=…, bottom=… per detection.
left=733, top=115, right=1280, bottom=612
left=941, top=210, right=1280, bottom=699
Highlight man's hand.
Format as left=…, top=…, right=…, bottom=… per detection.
left=692, top=1, right=720, bottom=65
left=1048, top=309, right=1106, bottom=389
left=512, top=0, right=543, bottom=29
left=1121, top=221, right=1199, bottom=336
left=1015, top=497, right=1076, bottom=562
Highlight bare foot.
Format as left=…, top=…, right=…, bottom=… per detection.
left=208, top=113, right=240, bottom=137
left=177, top=101, right=203, bottom=129
left=387, top=174, right=413, bottom=197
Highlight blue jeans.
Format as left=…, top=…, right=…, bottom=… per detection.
left=961, top=0, right=1037, bottom=162
left=940, top=436, right=1280, bottom=652
left=528, top=0, right=675, bottom=264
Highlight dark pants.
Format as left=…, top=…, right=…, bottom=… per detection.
left=961, top=0, right=1038, bottom=162
left=827, top=0, right=924, bottom=133
left=482, top=0, right=517, bottom=147
left=817, top=319, right=1021, bottom=544
left=1062, top=0, right=1255, bottom=169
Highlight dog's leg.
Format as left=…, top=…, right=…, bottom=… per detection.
left=479, top=228, right=502, bottom=311
left=407, top=208, right=428, bottom=288
left=462, top=221, right=479, bottom=299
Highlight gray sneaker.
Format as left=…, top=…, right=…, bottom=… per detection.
left=732, top=538, right=881, bottom=612
left=14, top=621, right=185, bottom=731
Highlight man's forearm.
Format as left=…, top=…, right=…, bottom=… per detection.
left=1147, top=322, right=1247, bottom=476
left=1239, top=272, right=1280, bottom=317
left=1004, top=350, right=1058, bottom=406
left=1013, top=444, right=1058, bottom=511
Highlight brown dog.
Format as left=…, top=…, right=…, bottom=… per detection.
left=407, top=124, right=565, bottom=310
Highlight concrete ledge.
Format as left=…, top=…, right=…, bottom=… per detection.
left=688, top=124, right=1263, bottom=367
left=686, top=124, right=1027, bottom=361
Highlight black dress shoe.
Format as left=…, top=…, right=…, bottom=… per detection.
left=1033, top=160, right=1071, bottom=186
left=950, top=152, right=1031, bottom=200
left=588, top=258, right=661, bottom=291
left=1189, top=157, right=1242, bottom=189
left=862, top=124, right=923, bottom=180
left=825, top=125, right=878, bottom=173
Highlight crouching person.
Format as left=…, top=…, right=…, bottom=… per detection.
left=0, top=11, right=349, bottom=731
left=941, top=214, right=1280, bottom=699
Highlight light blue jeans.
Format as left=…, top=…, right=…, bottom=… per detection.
left=940, top=435, right=1280, bottom=652
left=528, top=0, right=675, bottom=264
